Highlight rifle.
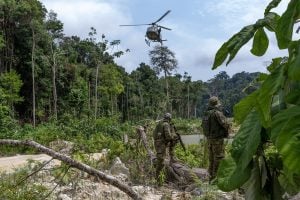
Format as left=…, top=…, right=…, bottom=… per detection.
left=171, top=123, right=186, bottom=152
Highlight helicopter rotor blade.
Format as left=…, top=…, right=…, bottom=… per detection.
left=157, top=25, right=172, bottom=30
left=120, top=24, right=151, bottom=27
left=153, top=10, right=171, bottom=24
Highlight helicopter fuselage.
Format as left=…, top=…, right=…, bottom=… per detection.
left=146, top=26, right=161, bottom=41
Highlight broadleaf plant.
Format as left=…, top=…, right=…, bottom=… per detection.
left=213, top=0, right=300, bottom=199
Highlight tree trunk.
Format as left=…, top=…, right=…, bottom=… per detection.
left=0, top=139, right=142, bottom=200
left=31, top=25, right=36, bottom=128
left=88, top=81, right=91, bottom=113
left=126, top=84, right=130, bottom=121
left=187, top=84, right=190, bottom=119
left=51, top=46, right=58, bottom=120
left=94, top=64, right=99, bottom=119
left=136, top=126, right=155, bottom=161
left=164, top=70, right=169, bottom=111
left=111, top=94, right=113, bottom=115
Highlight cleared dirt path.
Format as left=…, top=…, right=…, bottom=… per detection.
left=0, top=154, right=60, bottom=172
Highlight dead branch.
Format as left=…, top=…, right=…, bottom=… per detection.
left=43, top=166, right=71, bottom=199
left=136, top=126, right=155, bottom=161
left=17, top=158, right=54, bottom=186
left=0, top=139, right=141, bottom=200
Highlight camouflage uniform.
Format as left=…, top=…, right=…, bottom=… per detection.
left=153, top=113, right=177, bottom=181
left=204, top=97, right=230, bottom=181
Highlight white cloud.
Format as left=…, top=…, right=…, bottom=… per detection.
left=42, top=0, right=132, bottom=38
left=203, top=0, right=288, bottom=33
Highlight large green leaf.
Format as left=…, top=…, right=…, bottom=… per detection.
left=217, top=155, right=251, bottom=191
left=257, top=64, right=286, bottom=127
left=234, top=90, right=259, bottom=124
left=226, top=25, right=256, bottom=65
left=271, top=106, right=300, bottom=175
left=212, top=42, right=229, bottom=70
left=264, top=0, right=281, bottom=15
left=267, top=57, right=283, bottom=73
left=288, top=42, right=300, bottom=81
left=231, top=111, right=261, bottom=170
left=244, top=158, right=265, bottom=200
left=285, top=82, right=300, bottom=105
left=251, top=28, right=269, bottom=56
left=264, top=12, right=280, bottom=32
left=212, top=25, right=256, bottom=69
left=285, top=92, right=300, bottom=105
left=279, top=172, right=300, bottom=195
left=275, top=0, right=300, bottom=49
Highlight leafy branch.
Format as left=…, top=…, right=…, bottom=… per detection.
left=212, top=0, right=300, bottom=198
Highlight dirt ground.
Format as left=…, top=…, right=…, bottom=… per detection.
left=0, top=154, right=60, bottom=173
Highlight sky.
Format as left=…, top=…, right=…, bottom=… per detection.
left=40, top=0, right=292, bottom=81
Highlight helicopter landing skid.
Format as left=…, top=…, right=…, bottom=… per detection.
left=145, top=38, right=151, bottom=46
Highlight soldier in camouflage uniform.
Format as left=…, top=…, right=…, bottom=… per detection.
left=203, top=96, right=230, bottom=181
left=153, top=113, right=178, bottom=182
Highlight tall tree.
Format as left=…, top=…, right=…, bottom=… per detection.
left=45, top=10, right=64, bottom=120
left=149, top=45, right=177, bottom=111
left=26, top=0, right=46, bottom=127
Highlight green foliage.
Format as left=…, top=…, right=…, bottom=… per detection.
left=99, top=64, right=124, bottom=96
left=0, top=169, right=49, bottom=200
left=0, top=104, right=15, bottom=137
left=243, top=158, right=265, bottom=200
left=0, top=70, right=23, bottom=106
left=288, top=41, right=300, bottom=81
left=231, top=111, right=261, bottom=170
left=251, top=28, right=269, bottom=56
left=175, top=144, right=207, bottom=168
left=233, top=90, right=258, bottom=124
left=217, top=155, right=251, bottom=191
left=264, top=0, right=282, bottom=15
left=257, top=63, right=286, bottom=127
left=149, top=45, right=178, bottom=76
left=213, top=0, right=300, bottom=197
left=172, top=118, right=201, bottom=135
left=0, top=33, right=4, bottom=49
left=275, top=0, right=300, bottom=49
left=271, top=106, right=300, bottom=175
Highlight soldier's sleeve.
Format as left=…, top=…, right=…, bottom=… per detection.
left=163, top=122, right=173, bottom=141
left=214, top=111, right=230, bottom=130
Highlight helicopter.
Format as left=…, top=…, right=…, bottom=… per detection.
left=120, top=10, right=172, bottom=46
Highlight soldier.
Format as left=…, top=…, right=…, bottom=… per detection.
left=202, top=96, right=230, bottom=182
left=153, top=113, right=178, bottom=182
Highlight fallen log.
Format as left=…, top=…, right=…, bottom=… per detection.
left=0, top=139, right=141, bottom=200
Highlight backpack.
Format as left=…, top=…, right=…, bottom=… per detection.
left=153, top=120, right=163, bottom=140
left=201, top=110, right=214, bottom=137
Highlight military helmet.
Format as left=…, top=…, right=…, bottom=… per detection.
left=209, top=96, right=220, bottom=106
left=163, top=112, right=172, bottom=119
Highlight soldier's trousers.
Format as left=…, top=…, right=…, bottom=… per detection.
left=154, top=139, right=167, bottom=181
left=207, top=138, right=224, bottom=181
